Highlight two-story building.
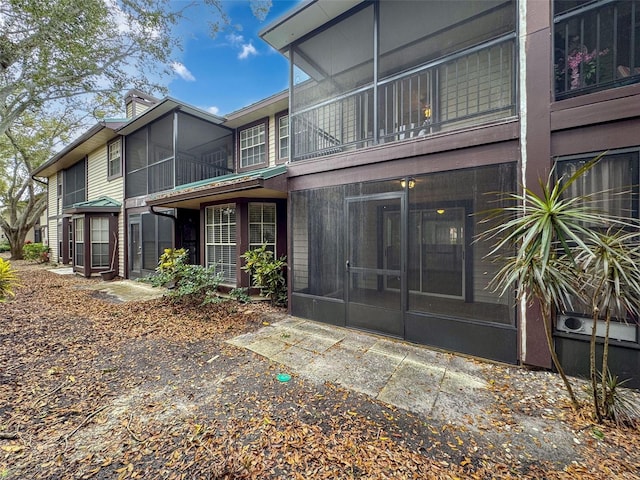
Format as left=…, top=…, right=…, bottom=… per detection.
left=259, top=0, right=640, bottom=385
left=34, top=89, right=289, bottom=290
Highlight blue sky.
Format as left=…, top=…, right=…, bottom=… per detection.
left=167, top=1, right=299, bottom=116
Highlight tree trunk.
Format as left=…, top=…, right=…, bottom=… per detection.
left=590, top=308, right=602, bottom=422
left=6, top=228, right=28, bottom=260
left=601, top=311, right=612, bottom=418
left=542, top=306, right=580, bottom=410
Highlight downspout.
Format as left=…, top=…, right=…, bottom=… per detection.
left=31, top=174, right=49, bottom=249
left=518, top=0, right=528, bottom=364
left=149, top=205, right=177, bottom=223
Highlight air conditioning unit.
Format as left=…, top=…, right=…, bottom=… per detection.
left=556, top=315, right=638, bottom=343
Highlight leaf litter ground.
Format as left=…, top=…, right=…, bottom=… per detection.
left=1, top=259, right=639, bottom=479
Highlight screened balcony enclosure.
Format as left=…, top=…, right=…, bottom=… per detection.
left=126, top=111, right=233, bottom=198
left=290, top=0, right=516, bottom=161
left=554, top=0, right=640, bottom=99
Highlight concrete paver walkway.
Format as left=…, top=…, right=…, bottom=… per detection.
left=228, top=316, right=493, bottom=422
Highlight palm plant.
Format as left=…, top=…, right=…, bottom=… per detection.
left=576, top=228, right=640, bottom=421
left=481, top=157, right=609, bottom=410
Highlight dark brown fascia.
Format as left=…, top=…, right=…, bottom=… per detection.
left=287, top=118, right=519, bottom=179
left=146, top=179, right=265, bottom=207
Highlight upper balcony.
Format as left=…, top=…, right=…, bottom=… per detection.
left=121, top=106, right=234, bottom=199
left=283, top=0, right=516, bottom=162
left=554, top=0, right=640, bottom=100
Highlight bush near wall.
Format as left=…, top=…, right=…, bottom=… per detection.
left=23, top=243, right=50, bottom=263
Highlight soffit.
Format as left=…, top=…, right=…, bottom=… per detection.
left=259, top=0, right=361, bottom=52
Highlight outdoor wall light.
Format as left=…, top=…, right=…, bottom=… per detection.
left=400, top=178, right=416, bottom=189
left=436, top=209, right=445, bottom=214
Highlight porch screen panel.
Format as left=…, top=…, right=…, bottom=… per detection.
left=291, top=4, right=374, bottom=159
left=142, top=213, right=157, bottom=270
left=378, top=0, right=515, bottom=79
left=205, top=205, right=237, bottom=284
left=148, top=115, right=174, bottom=194
left=408, top=163, right=516, bottom=325
left=176, top=112, right=233, bottom=186
left=158, top=215, right=173, bottom=258
left=438, top=41, right=514, bottom=129
left=125, top=129, right=148, bottom=197
left=291, top=186, right=344, bottom=298
left=291, top=193, right=309, bottom=291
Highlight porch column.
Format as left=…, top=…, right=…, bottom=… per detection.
left=519, top=0, right=553, bottom=369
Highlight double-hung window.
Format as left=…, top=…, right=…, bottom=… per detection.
left=90, top=217, right=110, bottom=268
left=205, top=205, right=237, bottom=284
left=277, top=114, right=289, bottom=162
left=74, top=218, right=84, bottom=267
left=249, top=203, right=277, bottom=253
left=240, top=123, right=266, bottom=168
left=108, top=139, right=122, bottom=178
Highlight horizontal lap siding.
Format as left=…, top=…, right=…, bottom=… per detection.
left=47, top=173, right=59, bottom=261
left=87, top=144, right=125, bottom=274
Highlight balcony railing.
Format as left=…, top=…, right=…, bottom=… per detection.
left=554, top=0, right=640, bottom=99
left=291, top=36, right=516, bottom=162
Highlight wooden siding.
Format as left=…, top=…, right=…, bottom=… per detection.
left=47, top=172, right=59, bottom=262
left=268, top=115, right=277, bottom=166
left=86, top=144, right=125, bottom=274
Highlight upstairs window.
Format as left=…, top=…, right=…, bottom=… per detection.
left=277, top=114, right=289, bottom=162
left=108, top=139, right=122, bottom=178
left=239, top=122, right=266, bottom=169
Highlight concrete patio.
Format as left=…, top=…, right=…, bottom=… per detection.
left=228, top=316, right=495, bottom=423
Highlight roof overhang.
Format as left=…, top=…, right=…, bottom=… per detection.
left=223, top=90, right=289, bottom=128
left=117, top=97, right=228, bottom=136
left=146, top=165, right=288, bottom=210
left=33, top=121, right=124, bottom=178
left=63, top=196, right=122, bottom=215
left=259, top=0, right=362, bottom=52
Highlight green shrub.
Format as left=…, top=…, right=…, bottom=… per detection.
left=241, top=244, right=287, bottom=307
left=0, top=242, right=10, bottom=253
left=593, top=369, right=640, bottom=426
left=22, top=242, right=50, bottom=263
left=0, top=258, right=19, bottom=301
left=229, top=287, right=251, bottom=304
left=146, top=248, right=223, bottom=304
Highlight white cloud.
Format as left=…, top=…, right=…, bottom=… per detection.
left=226, top=33, right=244, bottom=45
left=238, top=43, right=257, bottom=60
left=224, top=33, right=259, bottom=60
left=171, top=62, right=195, bottom=81
left=206, top=106, right=220, bottom=115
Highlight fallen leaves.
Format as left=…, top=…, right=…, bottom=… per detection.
left=1, top=259, right=640, bottom=479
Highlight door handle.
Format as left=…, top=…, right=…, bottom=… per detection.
left=346, top=260, right=350, bottom=269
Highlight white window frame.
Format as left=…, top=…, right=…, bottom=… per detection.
left=239, top=123, right=266, bottom=168
left=278, top=114, right=289, bottom=161
left=249, top=203, right=277, bottom=253
left=108, top=138, right=122, bottom=178
left=74, top=217, right=84, bottom=267
left=205, top=204, right=237, bottom=284
left=90, top=217, right=110, bottom=268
